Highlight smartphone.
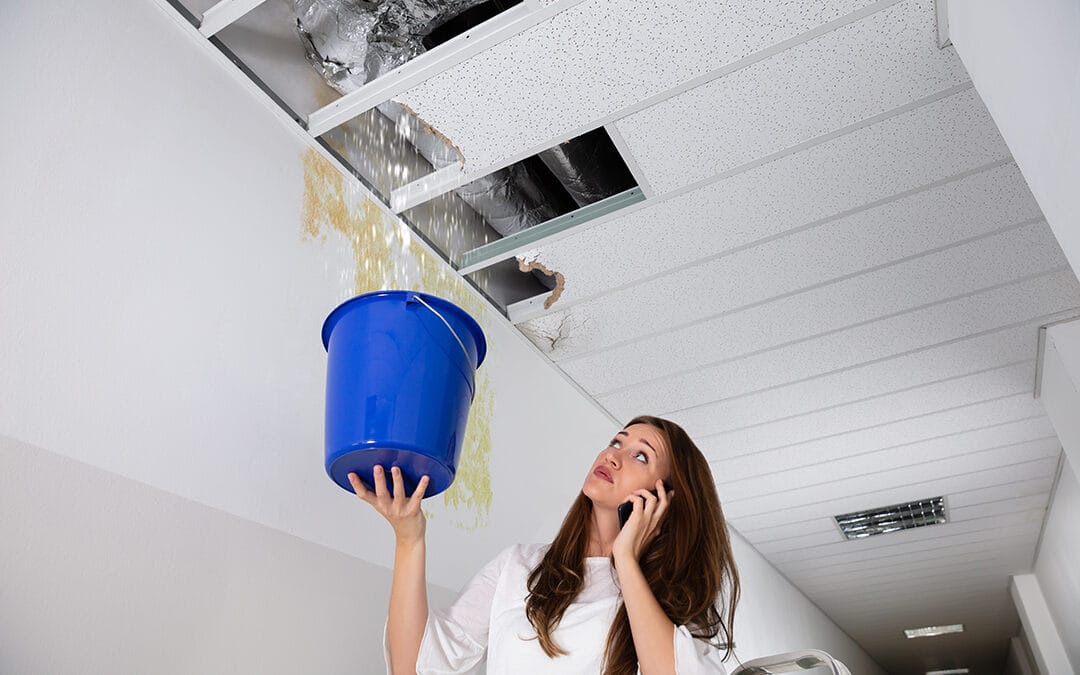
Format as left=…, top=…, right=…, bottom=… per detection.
left=618, top=488, right=661, bottom=529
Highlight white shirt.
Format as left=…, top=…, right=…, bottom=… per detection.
left=384, top=543, right=729, bottom=674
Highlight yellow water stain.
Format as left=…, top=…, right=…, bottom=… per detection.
left=302, top=148, right=494, bottom=530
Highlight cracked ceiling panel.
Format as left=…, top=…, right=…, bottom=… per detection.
left=612, top=0, right=969, bottom=196
left=393, top=0, right=879, bottom=173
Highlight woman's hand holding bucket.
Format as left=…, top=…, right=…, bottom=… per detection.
left=348, top=466, right=430, bottom=545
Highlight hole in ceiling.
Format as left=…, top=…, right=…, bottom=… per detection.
left=173, top=0, right=645, bottom=317
left=423, top=0, right=524, bottom=49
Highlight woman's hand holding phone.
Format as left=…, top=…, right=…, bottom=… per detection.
left=348, top=466, right=430, bottom=545
left=612, top=479, right=673, bottom=565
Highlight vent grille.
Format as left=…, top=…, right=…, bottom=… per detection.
left=835, top=497, right=947, bottom=540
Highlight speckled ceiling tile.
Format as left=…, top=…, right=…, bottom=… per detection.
left=614, top=0, right=970, bottom=195
left=596, top=268, right=1080, bottom=419
left=519, top=162, right=1042, bottom=362
left=560, top=220, right=1066, bottom=394
left=521, top=87, right=1008, bottom=311
left=394, top=0, right=879, bottom=172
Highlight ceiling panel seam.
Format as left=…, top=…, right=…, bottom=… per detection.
left=786, top=546, right=1039, bottom=582
left=554, top=216, right=1045, bottom=364
left=712, top=406, right=1049, bottom=483
left=743, top=498, right=1044, bottom=542
left=597, top=266, right=1074, bottom=399
left=781, top=534, right=1040, bottom=577
left=503, top=88, right=991, bottom=292
left=764, top=496, right=1052, bottom=555
left=705, top=390, right=1040, bottom=462
left=306, top=1, right=590, bottom=137
left=812, top=569, right=1028, bottom=601
left=747, top=494, right=1049, bottom=548
left=746, top=480, right=1055, bottom=544
left=727, top=451, right=1057, bottom=519
left=719, top=434, right=1058, bottom=506
left=657, top=310, right=1078, bottom=418
left=530, top=156, right=1015, bottom=320
left=693, top=359, right=1036, bottom=436
left=773, top=507, right=1049, bottom=565
left=389, top=0, right=910, bottom=209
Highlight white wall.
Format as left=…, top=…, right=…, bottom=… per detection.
left=1032, top=461, right=1080, bottom=670
left=0, top=434, right=460, bottom=675
left=0, top=0, right=883, bottom=672
left=948, top=0, right=1080, bottom=276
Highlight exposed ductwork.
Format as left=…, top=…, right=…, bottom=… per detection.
left=294, top=0, right=636, bottom=287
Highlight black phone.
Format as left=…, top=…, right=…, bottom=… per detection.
left=618, top=488, right=662, bottom=529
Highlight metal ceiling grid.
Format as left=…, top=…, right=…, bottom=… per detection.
left=519, top=162, right=1042, bottom=360
left=393, top=0, right=884, bottom=177
left=613, top=0, right=969, bottom=196
left=516, top=87, right=1008, bottom=313
left=552, top=223, right=1064, bottom=395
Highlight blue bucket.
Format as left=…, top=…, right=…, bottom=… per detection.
left=322, top=291, right=486, bottom=498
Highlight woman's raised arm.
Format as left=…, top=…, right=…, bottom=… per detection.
left=349, top=466, right=430, bottom=675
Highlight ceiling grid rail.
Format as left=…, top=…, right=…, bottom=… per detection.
left=198, top=0, right=267, bottom=37
left=387, top=0, right=911, bottom=213
left=306, top=0, right=577, bottom=138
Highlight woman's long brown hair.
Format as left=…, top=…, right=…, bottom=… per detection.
left=524, top=415, right=740, bottom=674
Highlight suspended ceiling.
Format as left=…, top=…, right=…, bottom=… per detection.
left=169, top=0, right=1080, bottom=672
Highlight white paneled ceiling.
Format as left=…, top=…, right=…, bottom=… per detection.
left=177, top=0, right=1080, bottom=671
left=392, top=0, right=1080, bottom=671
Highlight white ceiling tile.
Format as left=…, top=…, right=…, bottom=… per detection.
left=712, top=393, right=1046, bottom=484
left=771, top=509, right=1044, bottom=566
left=563, top=223, right=1062, bottom=395
left=803, top=562, right=1020, bottom=592
left=616, top=0, right=969, bottom=194
left=706, top=361, right=1038, bottom=460
left=781, top=532, right=1038, bottom=580
left=740, top=472, right=1055, bottom=546
left=757, top=493, right=1050, bottom=556
left=670, top=324, right=1041, bottom=439
left=723, top=439, right=1058, bottom=522
left=807, top=568, right=1020, bottom=604
left=792, top=542, right=1035, bottom=586
left=948, top=493, right=1051, bottom=523
left=525, top=162, right=1041, bottom=360
left=946, top=477, right=1058, bottom=510
left=397, top=0, right=879, bottom=171
left=730, top=459, right=1057, bottom=532
left=526, top=87, right=1009, bottom=308
left=598, top=268, right=1080, bottom=418
left=718, top=420, right=1058, bottom=506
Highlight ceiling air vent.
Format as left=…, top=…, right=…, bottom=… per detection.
left=834, top=496, right=947, bottom=540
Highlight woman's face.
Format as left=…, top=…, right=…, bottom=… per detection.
left=582, top=423, right=673, bottom=509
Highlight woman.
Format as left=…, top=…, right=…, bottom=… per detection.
left=348, top=415, right=740, bottom=674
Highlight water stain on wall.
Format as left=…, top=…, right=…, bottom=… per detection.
left=302, top=149, right=494, bottom=531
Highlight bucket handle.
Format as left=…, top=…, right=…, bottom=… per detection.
left=409, top=294, right=473, bottom=369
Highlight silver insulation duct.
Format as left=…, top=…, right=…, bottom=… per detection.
left=295, top=0, right=634, bottom=247
left=294, top=0, right=490, bottom=89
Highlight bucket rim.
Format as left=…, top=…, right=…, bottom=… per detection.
left=321, top=290, right=487, bottom=367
